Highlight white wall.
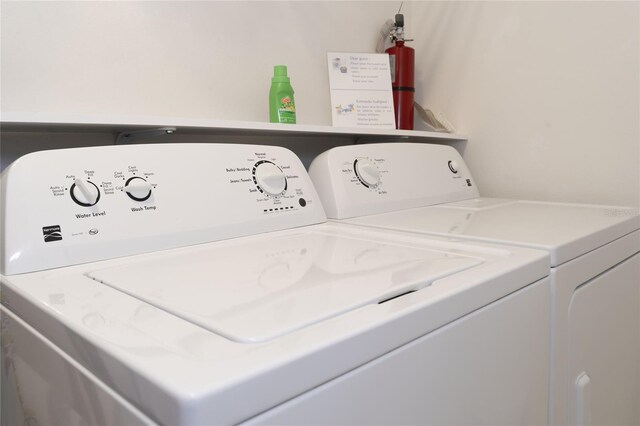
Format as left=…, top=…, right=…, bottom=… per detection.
left=411, top=1, right=639, bottom=206
left=1, top=1, right=402, bottom=125
left=2, top=1, right=638, bottom=206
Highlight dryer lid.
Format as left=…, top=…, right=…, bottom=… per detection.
left=344, top=199, right=640, bottom=266
left=87, top=227, right=481, bottom=343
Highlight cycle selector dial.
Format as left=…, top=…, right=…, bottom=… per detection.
left=354, top=158, right=381, bottom=188
left=124, top=177, right=153, bottom=201
left=253, top=161, right=287, bottom=196
left=70, top=178, right=101, bottom=207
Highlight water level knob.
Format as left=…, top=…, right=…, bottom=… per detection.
left=70, top=178, right=100, bottom=207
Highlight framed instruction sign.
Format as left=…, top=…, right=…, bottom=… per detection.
left=327, top=52, right=395, bottom=129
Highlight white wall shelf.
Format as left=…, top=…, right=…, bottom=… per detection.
left=0, top=112, right=467, bottom=171
left=0, top=112, right=466, bottom=143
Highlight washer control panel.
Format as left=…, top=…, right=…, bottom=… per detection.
left=63, top=167, right=157, bottom=209
left=1, top=144, right=325, bottom=274
left=309, top=143, right=480, bottom=219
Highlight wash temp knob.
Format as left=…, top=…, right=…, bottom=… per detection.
left=125, top=177, right=153, bottom=201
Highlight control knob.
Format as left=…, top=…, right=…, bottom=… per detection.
left=124, top=177, right=153, bottom=201
left=253, top=161, right=287, bottom=196
left=354, top=158, right=381, bottom=188
left=70, top=178, right=100, bottom=207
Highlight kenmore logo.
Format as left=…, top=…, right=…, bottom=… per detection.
left=43, top=225, right=62, bottom=242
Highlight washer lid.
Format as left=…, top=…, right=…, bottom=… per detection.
left=87, top=227, right=481, bottom=343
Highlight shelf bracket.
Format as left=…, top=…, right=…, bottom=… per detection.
left=115, top=127, right=177, bottom=145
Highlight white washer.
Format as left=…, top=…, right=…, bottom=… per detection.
left=1, top=143, right=550, bottom=425
left=309, top=142, right=640, bottom=426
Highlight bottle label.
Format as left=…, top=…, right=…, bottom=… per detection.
left=278, top=96, right=296, bottom=124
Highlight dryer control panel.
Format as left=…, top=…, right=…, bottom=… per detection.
left=1, top=143, right=326, bottom=274
left=308, top=143, right=480, bottom=219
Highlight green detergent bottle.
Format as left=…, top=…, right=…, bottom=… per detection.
left=269, top=65, right=296, bottom=124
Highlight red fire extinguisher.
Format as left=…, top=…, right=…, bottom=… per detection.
left=386, top=13, right=414, bottom=130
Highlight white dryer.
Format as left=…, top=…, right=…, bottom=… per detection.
left=309, top=142, right=640, bottom=426
left=0, top=143, right=550, bottom=425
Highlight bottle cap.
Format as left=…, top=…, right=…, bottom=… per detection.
left=274, top=65, right=288, bottom=76
left=272, top=65, right=290, bottom=83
